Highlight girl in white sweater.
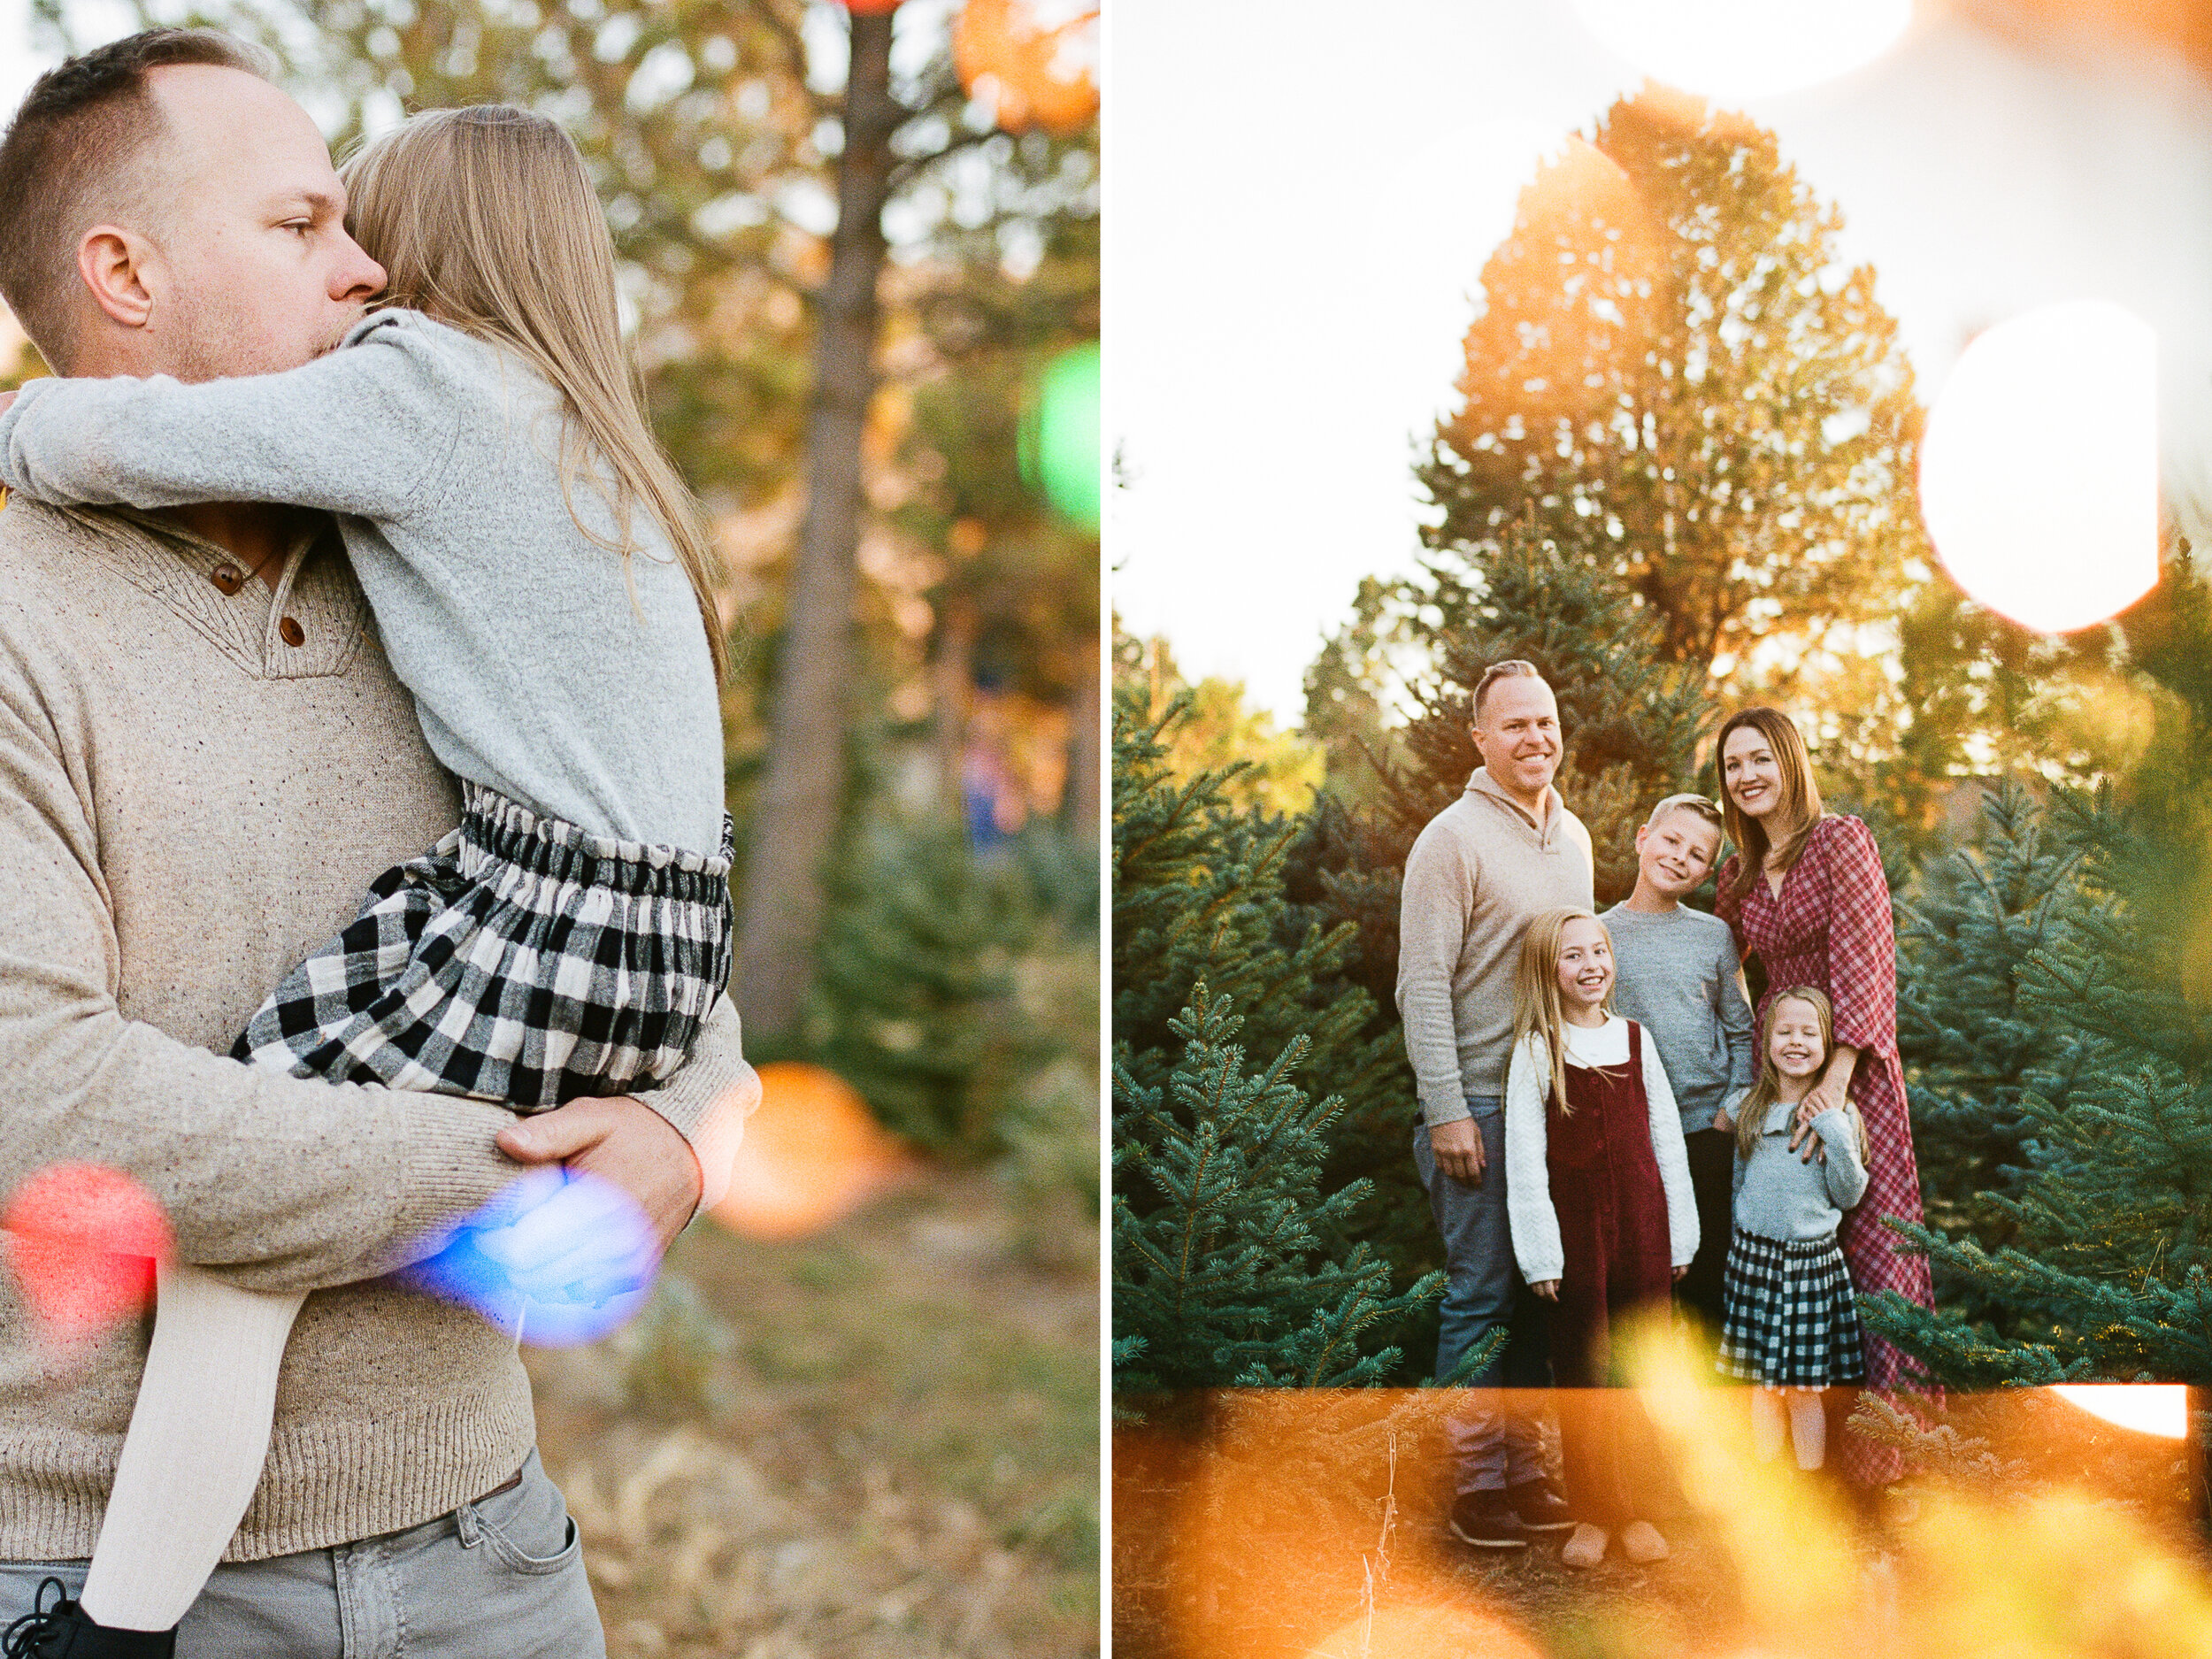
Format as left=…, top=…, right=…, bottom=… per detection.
left=1503, top=908, right=1698, bottom=1568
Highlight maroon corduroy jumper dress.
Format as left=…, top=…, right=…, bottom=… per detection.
left=1546, top=1022, right=1675, bottom=1529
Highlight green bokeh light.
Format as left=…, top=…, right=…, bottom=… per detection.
left=1021, top=342, right=1100, bottom=532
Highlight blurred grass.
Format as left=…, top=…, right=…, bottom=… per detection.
left=528, top=1165, right=1099, bottom=1658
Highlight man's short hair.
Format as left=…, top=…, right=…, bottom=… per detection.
left=1471, top=659, right=1546, bottom=721
left=0, top=28, right=272, bottom=367
left=1647, top=792, right=1724, bottom=836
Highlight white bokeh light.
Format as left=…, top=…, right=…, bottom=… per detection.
left=2050, top=1385, right=2190, bottom=1440
left=1918, top=300, right=2161, bottom=635
left=1567, top=0, right=1915, bottom=104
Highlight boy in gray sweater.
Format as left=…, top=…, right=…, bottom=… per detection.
left=1601, top=795, right=1755, bottom=1332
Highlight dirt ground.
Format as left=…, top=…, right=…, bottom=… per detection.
left=528, top=1169, right=1099, bottom=1658
left=1111, top=1386, right=2208, bottom=1659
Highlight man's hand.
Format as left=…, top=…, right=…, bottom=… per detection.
left=496, top=1094, right=703, bottom=1252
left=1430, top=1116, right=1486, bottom=1186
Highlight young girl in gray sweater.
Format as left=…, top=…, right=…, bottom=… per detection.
left=0, top=105, right=730, bottom=1650
left=1714, top=986, right=1870, bottom=1471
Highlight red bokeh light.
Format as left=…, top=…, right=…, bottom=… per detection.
left=2, top=1163, right=172, bottom=1340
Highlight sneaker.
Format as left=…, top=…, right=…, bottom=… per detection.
left=1, top=1580, right=175, bottom=1658
left=1447, top=1491, right=1531, bottom=1549
left=1506, top=1479, right=1576, bottom=1532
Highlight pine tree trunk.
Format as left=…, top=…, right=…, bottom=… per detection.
left=734, top=7, right=898, bottom=1039
left=1066, top=633, right=1100, bottom=841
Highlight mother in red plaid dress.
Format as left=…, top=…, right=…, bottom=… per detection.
left=1710, top=707, right=1939, bottom=1488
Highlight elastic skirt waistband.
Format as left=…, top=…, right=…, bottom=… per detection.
left=457, top=781, right=734, bottom=902
left=1731, top=1226, right=1844, bottom=1258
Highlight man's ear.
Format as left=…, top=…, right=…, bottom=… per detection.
left=77, top=225, right=164, bottom=330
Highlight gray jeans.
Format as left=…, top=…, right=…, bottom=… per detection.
left=1415, top=1112, right=1552, bottom=1495
left=0, top=1450, right=603, bottom=1658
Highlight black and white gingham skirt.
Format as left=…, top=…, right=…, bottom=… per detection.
left=1717, top=1226, right=1867, bottom=1388
left=234, top=783, right=735, bottom=1112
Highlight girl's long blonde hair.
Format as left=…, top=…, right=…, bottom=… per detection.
left=341, top=104, right=727, bottom=683
left=1511, top=908, right=1617, bottom=1118
left=1732, top=987, right=1869, bottom=1164
left=1717, top=708, right=1824, bottom=906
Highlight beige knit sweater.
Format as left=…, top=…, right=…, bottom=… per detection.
left=0, top=496, right=755, bottom=1561
left=1395, top=768, right=1594, bottom=1123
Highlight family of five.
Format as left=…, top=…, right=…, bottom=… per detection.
left=1398, top=660, right=1937, bottom=1569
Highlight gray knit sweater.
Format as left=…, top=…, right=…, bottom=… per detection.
left=0, top=310, right=724, bottom=854
left=1732, top=1101, right=1870, bottom=1241
left=1602, top=902, right=1757, bottom=1138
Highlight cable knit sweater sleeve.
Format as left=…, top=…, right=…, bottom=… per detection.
left=1503, top=1033, right=1564, bottom=1284
left=1640, top=1030, right=1701, bottom=1267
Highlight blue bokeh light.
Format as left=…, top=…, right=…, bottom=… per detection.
left=403, top=1166, right=659, bottom=1348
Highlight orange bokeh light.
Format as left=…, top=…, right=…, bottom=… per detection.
left=954, top=0, right=1099, bottom=136
left=707, top=1061, right=918, bottom=1241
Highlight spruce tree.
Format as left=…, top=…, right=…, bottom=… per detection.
left=1111, top=687, right=1399, bottom=1124
left=812, top=821, right=1050, bottom=1159
left=1112, top=989, right=1442, bottom=1391
left=1895, top=785, right=2091, bottom=1230
left=1111, top=689, right=1437, bottom=1387
left=1866, top=552, right=2212, bottom=1387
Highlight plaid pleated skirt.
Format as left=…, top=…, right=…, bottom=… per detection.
left=234, top=783, right=735, bottom=1112
left=1717, top=1226, right=1867, bottom=1388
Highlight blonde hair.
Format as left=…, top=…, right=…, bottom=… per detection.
left=1732, top=987, right=1869, bottom=1164
left=1473, top=659, right=1545, bottom=722
left=341, top=104, right=726, bottom=683
left=1718, top=708, right=1824, bottom=905
left=1511, top=908, right=1617, bottom=1118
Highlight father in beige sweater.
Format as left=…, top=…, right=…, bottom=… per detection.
left=0, top=30, right=754, bottom=1655
left=1396, top=660, right=1594, bottom=1551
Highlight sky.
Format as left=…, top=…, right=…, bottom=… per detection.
left=1105, top=0, right=2212, bottom=720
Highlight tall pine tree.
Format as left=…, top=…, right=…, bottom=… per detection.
left=1418, top=90, right=1927, bottom=686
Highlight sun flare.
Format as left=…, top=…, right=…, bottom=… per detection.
left=1567, top=0, right=1915, bottom=103
left=1918, top=300, right=2161, bottom=635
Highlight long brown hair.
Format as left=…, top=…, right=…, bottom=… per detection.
left=341, top=104, right=727, bottom=683
left=1717, top=707, right=1823, bottom=906
left=1732, top=987, right=1869, bottom=1164
left=1511, top=908, right=1616, bottom=1118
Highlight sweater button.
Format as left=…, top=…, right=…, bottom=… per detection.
left=211, top=564, right=244, bottom=595
left=278, top=617, right=305, bottom=647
